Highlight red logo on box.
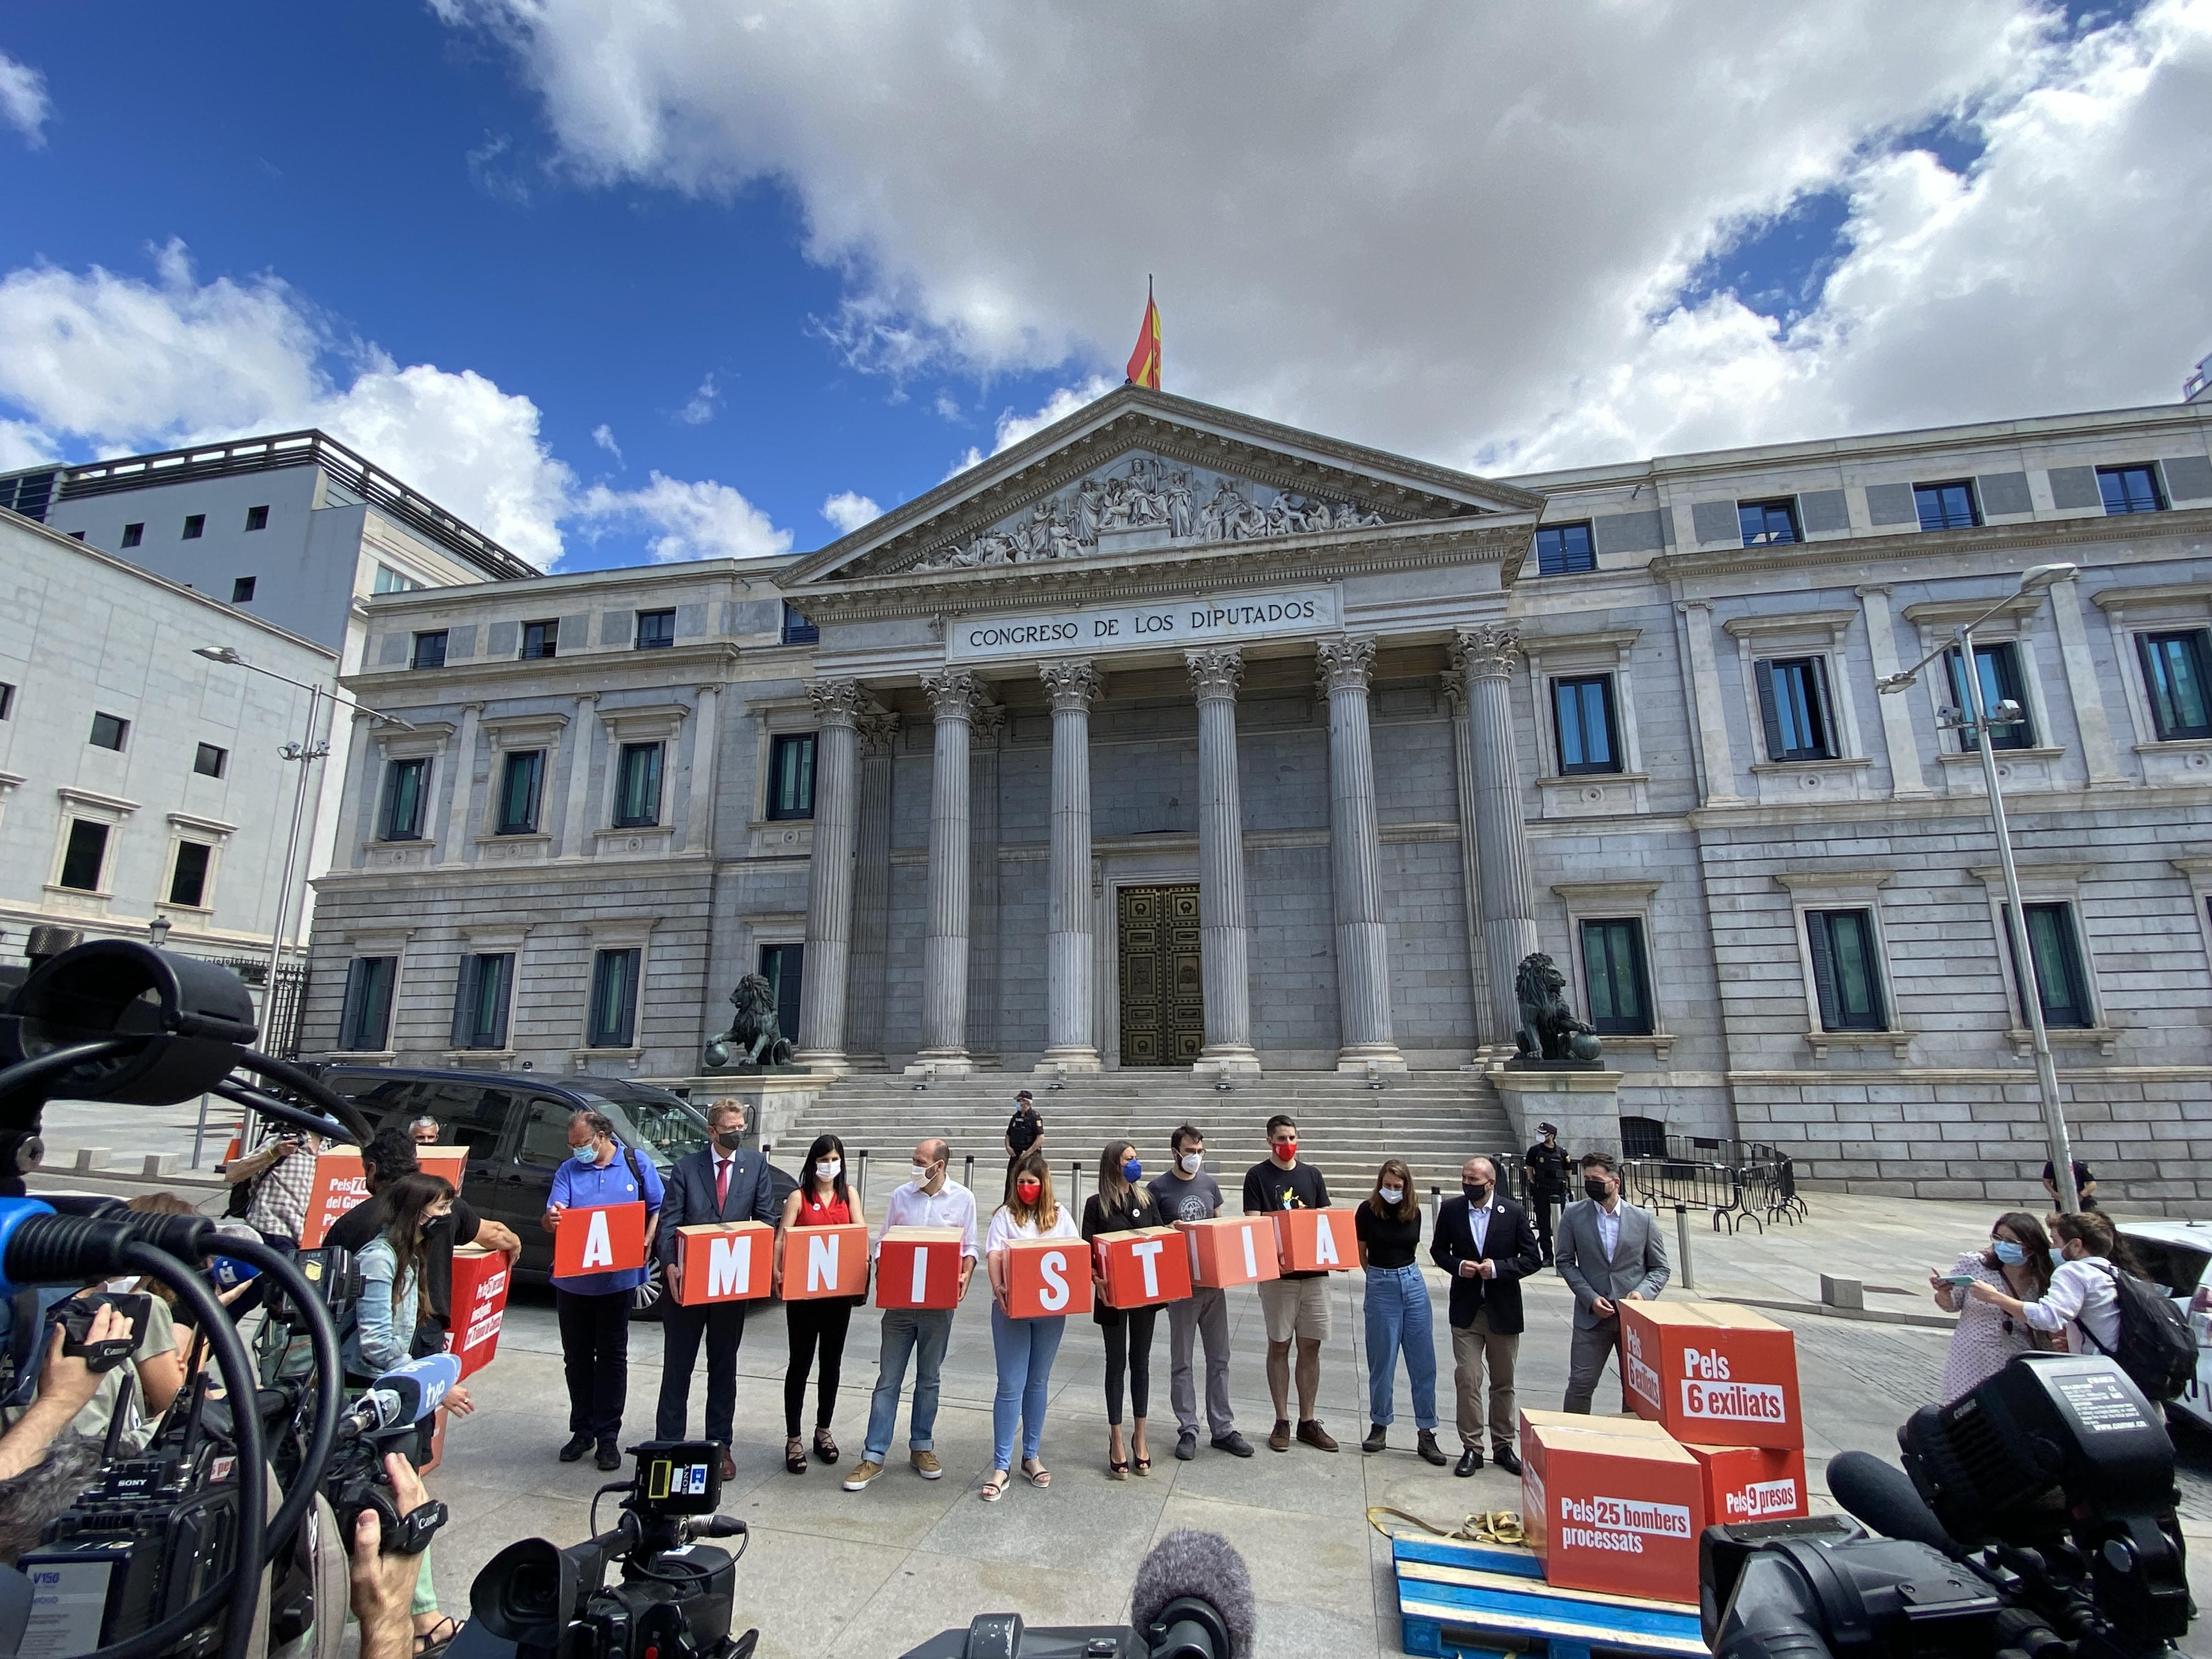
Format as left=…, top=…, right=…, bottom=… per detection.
left=1681, top=1443, right=1808, bottom=1525
left=299, top=1149, right=369, bottom=1249
left=447, top=1245, right=511, bottom=1380
left=1620, top=1301, right=1803, bottom=1450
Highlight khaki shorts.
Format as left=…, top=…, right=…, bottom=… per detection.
left=1256, top=1274, right=1332, bottom=1344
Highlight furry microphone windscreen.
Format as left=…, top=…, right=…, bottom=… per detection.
left=1131, top=1528, right=1256, bottom=1657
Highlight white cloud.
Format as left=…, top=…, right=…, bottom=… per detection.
left=0, top=53, right=49, bottom=148
left=988, top=375, right=1115, bottom=454
left=592, top=421, right=623, bottom=460
left=676, top=372, right=720, bottom=425
left=819, top=489, right=881, bottom=533
left=437, top=0, right=2212, bottom=470
left=575, top=472, right=791, bottom=561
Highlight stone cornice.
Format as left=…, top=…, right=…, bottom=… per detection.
left=2089, top=579, right=2212, bottom=612
left=344, top=640, right=743, bottom=697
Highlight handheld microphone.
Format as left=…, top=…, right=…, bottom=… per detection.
left=358, top=1352, right=462, bottom=1429
left=337, top=1389, right=407, bottom=1442
left=1131, top=1530, right=1255, bottom=1659
left=1825, top=1449, right=1957, bottom=1553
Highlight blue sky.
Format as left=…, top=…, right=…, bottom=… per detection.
left=0, top=3, right=2205, bottom=572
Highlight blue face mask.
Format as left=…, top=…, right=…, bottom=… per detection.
left=1122, top=1159, right=1143, bottom=1183
left=2049, top=1248, right=2067, bottom=1267
left=1991, top=1239, right=2026, bottom=1265
left=572, top=1143, right=600, bottom=1167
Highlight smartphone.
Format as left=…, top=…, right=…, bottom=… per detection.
left=1940, top=1273, right=1979, bottom=1288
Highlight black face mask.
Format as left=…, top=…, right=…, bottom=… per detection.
left=1463, top=1183, right=1490, bottom=1204
left=1584, top=1177, right=1610, bottom=1201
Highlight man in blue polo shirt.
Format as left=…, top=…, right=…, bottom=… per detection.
left=546, top=1109, right=665, bottom=1470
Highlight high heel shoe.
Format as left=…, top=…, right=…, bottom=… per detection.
left=785, top=1437, right=808, bottom=1475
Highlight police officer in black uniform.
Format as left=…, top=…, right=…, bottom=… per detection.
left=1522, top=1123, right=1570, bottom=1266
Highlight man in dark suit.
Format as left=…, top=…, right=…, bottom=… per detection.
left=1554, top=1149, right=1671, bottom=1414
left=657, top=1100, right=781, bottom=1477
left=1430, top=1155, right=1543, bottom=1476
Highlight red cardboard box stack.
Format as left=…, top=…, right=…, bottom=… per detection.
left=1619, top=1300, right=1808, bottom=1533
left=1519, top=1410, right=1705, bottom=1604
left=447, top=1243, right=512, bottom=1380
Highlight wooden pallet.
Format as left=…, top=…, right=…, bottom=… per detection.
left=1393, top=1534, right=1709, bottom=1659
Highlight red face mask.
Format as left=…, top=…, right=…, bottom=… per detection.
left=1275, top=1140, right=1297, bottom=1159
left=1015, top=1181, right=1042, bottom=1204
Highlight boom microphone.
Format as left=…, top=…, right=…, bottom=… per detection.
left=0, top=1196, right=219, bottom=1294
left=1824, top=1449, right=1957, bottom=1553
left=1130, top=1530, right=1255, bottom=1659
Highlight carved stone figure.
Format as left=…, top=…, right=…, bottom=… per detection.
left=1046, top=518, right=1080, bottom=560
left=1074, top=478, right=1103, bottom=543
left=704, top=973, right=797, bottom=1070
left=1166, top=471, right=1194, bottom=537
left=1510, top=952, right=1603, bottom=1066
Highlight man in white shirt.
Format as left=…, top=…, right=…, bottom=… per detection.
left=845, top=1137, right=977, bottom=1492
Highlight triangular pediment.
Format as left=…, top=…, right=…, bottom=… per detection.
left=786, top=385, right=1541, bottom=590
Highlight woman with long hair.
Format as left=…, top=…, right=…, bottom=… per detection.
left=1969, top=1210, right=2130, bottom=1358
left=981, top=1149, right=1080, bottom=1501
left=346, top=1173, right=465, bottom=1385
left=1928, top=1210, right=2061, bottom=1402
left=1081, top=1140, right=1161, bottom=1479
left=777, top=1132, right=865, bottom=1475
left=1356, top=1158, right=1443, bottom=1465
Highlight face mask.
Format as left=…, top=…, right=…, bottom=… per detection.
left=1583, top=1177, right=1609, bottom=1201
left=1179, top=1152, right=1203, bottom=1175
left=1992, top=1239, right=2027, bottom=1265
left=1464, top=1183, right=1491, bottom=1204
left=911, top=1163, right=934, bottom=1186
left=715, top=1130, right=744, bottom=1152
left=1379, top=1186, right=1404, bottom=1205
left=1015, top=1181, right=1042, bottom=1205
left=572, top=1143, right=600, bottom=1166
left=1274, top=1141, right=1297, bottom=1161
left=816, top=1160, right=842, bottom=1183
left=1122, top=1158, right=1143, bottom=1183
left=2050, top=1248, right=2069, bottom=1267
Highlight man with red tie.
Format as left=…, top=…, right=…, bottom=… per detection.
left=656, top=1099, right=781, bottom=1477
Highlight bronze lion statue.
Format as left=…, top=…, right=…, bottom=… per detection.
left=703, top=973, right=795, bottom=1069
left=1514, top=952, right=1601, bottom=1064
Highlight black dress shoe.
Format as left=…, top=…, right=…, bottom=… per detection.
left=595, top=1441, right=622, bottom=1471
left=1454, top=1446, right=1481, bottom=1478
left=1491, top=1444, right=1522, bottom=1476
left=1175, top=1430, right=1198, bottom=1460
left=1211, top=1431, right=1255, bottom=1458
left=559, top=1432, right=593, bottom=1463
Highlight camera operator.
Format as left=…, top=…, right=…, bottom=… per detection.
left=0, top=1305, right=131, bottom=1482
left=1, top=1287, right=181, bottom=1455
left=349, top=1452, right=449, bottom=1659
left=227, top=1128, right=324, bottom=1250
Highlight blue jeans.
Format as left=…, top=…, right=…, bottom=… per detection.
left=1362, top=1263, right=1439, bottom=1430
left=864, top=1306, right=953, bottom=1462
left=990, top=1302, right=1066, bottom=1471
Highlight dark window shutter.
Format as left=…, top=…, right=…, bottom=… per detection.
left=775, top=945, right=803, bottom=1039
left=1807, top=658, right=1837, bottom=758
left=452, top=956, right=482, bottom=1047
left=1806, top=913, right=1841, bottom=1029
left=378, top=761, right=402, bottom=839
left=1754, top=660, right=1785, bottom=760
left=488, top=955, right=512, bottom=1048
left=342, top=960, right=369, bottom=1050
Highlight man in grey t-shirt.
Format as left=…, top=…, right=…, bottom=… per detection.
left=1146, top=1125, right=1252, bottom=1460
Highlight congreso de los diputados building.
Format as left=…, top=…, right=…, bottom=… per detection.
left=298, top=382, right=2212, bottom=1209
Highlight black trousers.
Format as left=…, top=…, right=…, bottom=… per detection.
left=785, top=1297, right=853, bottom=1437
left=556, top=1289, right=630, bottom=1443
left=657, top=1300, right=747, bottom=1446
left=1530, top=1191, right=1561, bottom=1261
left=1102, top=1306, right=1159, bottom=1426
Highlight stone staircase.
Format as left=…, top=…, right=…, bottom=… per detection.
left=770, top=1070, right=1519, bottom=1211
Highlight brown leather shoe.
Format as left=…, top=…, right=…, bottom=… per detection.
left=1296, top=1419, right=1339, bottom=1453
left=1267, top=1419, right=1291, bottom=1453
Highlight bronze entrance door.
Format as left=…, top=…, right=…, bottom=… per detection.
left=1118, top=884, right=1205, bottom=1066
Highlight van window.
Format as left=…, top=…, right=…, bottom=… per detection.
left=2124, top=1236, right=2211, bottom=1301
left=582, top=1093, right=708, bottom=1169
left=411, top=1081, right=510, bottom=1162
left=518, top=1098, right=583, bottom=1168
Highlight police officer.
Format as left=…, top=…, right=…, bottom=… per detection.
left=1522, top=1123, right=1570, bottom=1266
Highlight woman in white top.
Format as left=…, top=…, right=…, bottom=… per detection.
left=1928, top=1210, right=2062, bottom=1402
left=981, top=1150, right=1081, bottom=1501
left=1969, top=1210, right=2125, bottom=1357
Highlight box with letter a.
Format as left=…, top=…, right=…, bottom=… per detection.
left=673, top=1221, right=774, bottom=1305
left=1177, top=1216, right=1282, bottom=1289
left=1096, top=1225, right=1194, bottom=1309
left=1005, top=1235, right=1093, bottom=1318
left=1618, top=1300, right=1803, bottom=1450
left=1681, top=1442, right=1809, bottom=1525
left=1518, top=1409, right=1705, bottom=1604
left=780, top=1221, right=869, bottom=1300
left=875, top=1226, right=965, bottom=1311
left=1269, top=1207, right=1355, bottom=1274
left=551, top=1202, right=648, bottom=1278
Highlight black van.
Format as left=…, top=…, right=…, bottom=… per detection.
left=311, top=1066, right=792, bottom=1313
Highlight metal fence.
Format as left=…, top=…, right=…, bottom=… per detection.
left=193, top=957, right=311, bottom=1058
left=1622, top=1140, right=1805, bottom=1234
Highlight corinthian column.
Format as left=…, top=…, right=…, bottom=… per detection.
left=915, top=668, right=977, bottom=1072
left=1317, top=637, right=1405, bottom=1071
left=967, top=701, right=1005, bottom=1064
left=1452, top=624, right=1539, bottom=1043
left=1187, top=648, right=1260, bottom=1074
left=1039, top=659, right=1103, bottom=1072
left=795, top=680, right=865, bottom=1071
left=844, top=709, right=898, bottom=1070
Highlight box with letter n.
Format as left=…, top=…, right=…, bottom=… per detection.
left=673, top=1221, right=774, bottom=1305
left=1519, top=1410, right=1706, bottom=1604
left=781, top=1221, right=869, bottom=1300
left=551, top=1203, right=648, bottom=1278
left=1270, top=1207, right=1355, bottom=1274
left=1004, top=1235, right=1092, bottom=1319
left=1096, top=1226, right=1193, bottom=1310
left=1177, top=1216, right=1281, bottom=1290
left=876, top=1226, right=964, bottom=1310
left=446, top=1243, right=512, bottom=1381
left=1619, top=1300, right=1803, bottom=1450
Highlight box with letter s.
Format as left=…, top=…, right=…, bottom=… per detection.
left=1004, top=1234, right=1092, bottom=1318
left=1618, top=1300, right=1803, bottom=1449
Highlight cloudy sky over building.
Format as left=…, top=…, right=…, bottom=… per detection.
left=0, top=1, right=2204, bottom=571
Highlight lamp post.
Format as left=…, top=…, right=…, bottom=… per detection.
left=1876, top=562, right=2081, bottom=1211
left=146, top=915, right=171, bottom=950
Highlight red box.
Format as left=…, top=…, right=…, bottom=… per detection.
left=1005, top=1235, right=1092, bottom=1318
left=1682, top=1442, right=1809, bottom=1526
left=1097, top=1226, right=1194, bottom=1309
left=1620, top=1300, right=1803, bottom=1450
left=1519, top=1410, right=1705, bottom=1604
left=416, top=1146, right=468, bottom=1193
left=1269, top=1207, right=1356, bottom=1273
left=551, top=1203, right=648, bottom=1278
left=781, top=1221, right=870, bottom=1300
left=446, top=1243, right=511, bottom=1380
left=1177, top=1217, right=1282, bottom=1289
left=876, top=1226, right=964, bottom=1311
left=673, top=1221, right=774, bottom=1305
left=299, top=1148, right=369, bottom=1249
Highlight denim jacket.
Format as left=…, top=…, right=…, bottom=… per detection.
left=342, top=1236, right=419, bottom=1380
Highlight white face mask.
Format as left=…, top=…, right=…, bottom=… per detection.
left=815, top=1160, right=842, bottom=1182
left=1179, top=1152, right=1203, bottom=1175
left=1379, top=1187, right=1404, bottom=1205
left=911, top=1163, right=933, bottom=1186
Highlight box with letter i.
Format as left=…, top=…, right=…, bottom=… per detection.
left=1618, top=1300, right=1803, bottom=1450
left=876, top=1226, right=964, bottom=1310
left=1518, top=1410, right=1705, bottom=1605
left=1176, top=1216, right=1282, bottom=1289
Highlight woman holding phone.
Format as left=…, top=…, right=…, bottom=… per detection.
left=1927, top=1209, right=2058, bottom=1401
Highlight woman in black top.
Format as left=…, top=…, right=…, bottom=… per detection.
left=1081, top=1139, right=1159, bottom=1479
left=1355, top=1158, right=1444, bottom=1464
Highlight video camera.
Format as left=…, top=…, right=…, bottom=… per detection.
left=1701, top=1352, right=2192, bottom=1659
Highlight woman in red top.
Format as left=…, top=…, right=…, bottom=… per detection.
left=777, top=1132, right=864, bottom=1474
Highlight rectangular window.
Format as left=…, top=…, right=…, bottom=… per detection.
left=371, top=563, right=420, bottom=595
left=1944, top=640, right=2033, bottom=751
left=451, top=952, right=515, bottom=1049
left=781, top=602, right=819, bottom=645
left=1914, top=481, right=1981, bottom=531
left=1806, top=909, right=1887, bottom=1031
left=57, top=820, right=109, bottom=892
left=244, top=505, right=269, bottom=532
left=758, top=943, right=804, bottom=1042
left=613, top=742, right=663, bottom=828
left=586, top=949, right=641, bottom=1048
left=2098, top=464, right=2165, bottom=515
left=2138, top=630, right=2212, bottom=741
left=1738, top=499, right=1800, bottom=546
left=2005, top=902, right=2093, bottom=1030
left=379, top=757, right=431, bottom=841
left=635, top=608, right=676, bottom=650
left=521, top=619, right=558, bottom=660
left=181, top=514, right=205, bottom=540
left=89, top=711, right=128, bottom=751
left=1534, top=522, right=1596, bottom=575
left=167, top=841, right=212, bottom=908
left=1551, top=675, right=1620, bottom=775
left=193, top=742, right=228, bottom=778
left=1580, top=918, right=1654, bottom=1036
left=1754, top=656, right=1836, bottom=761
left=0, top=682, right=13, bottom=720
left=120, top=523, right=144, bottom=549
left=766, top=732, right=817, bottom=820
left=340, top=957, right=398, bottom=1052
left=231, top=577, right=256, bottom=603
left=495, top=749, right=544, bottom=834
left=411, top=631, right=448, bottom=670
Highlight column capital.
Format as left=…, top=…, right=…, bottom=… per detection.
left=972, top=701, right=1008, bottom=744
left=922, top=667, right=980, bottom=721
left=1314, top=634, right=1377, bottom=696
left=856, top=708, right=901, bottom=758
left=1039, top=658, right=1102, bottom=712
left=1449, top=623, right=1521, bottom=682
left=1185, top=647, right=1244, bottom=702
left=1440, top=670, right=1467, bottom=714
left=1852, top=584, right=1894, bottom=599
left=808, top=678, right=868, bottom=727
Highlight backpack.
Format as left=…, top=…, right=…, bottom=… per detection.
left=2078, top=1260, right=2196, bottom=1402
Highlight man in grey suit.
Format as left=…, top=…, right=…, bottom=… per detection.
left=1554, top=1150, right=1671, bottom=1413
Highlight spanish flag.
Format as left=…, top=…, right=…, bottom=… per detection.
left=1125, top=281, right=1161, bottom=390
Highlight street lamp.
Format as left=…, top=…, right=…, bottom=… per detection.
left=146, top=916, right=171, bottom=950
left=1877, top=561, right=2082, bottom=1211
